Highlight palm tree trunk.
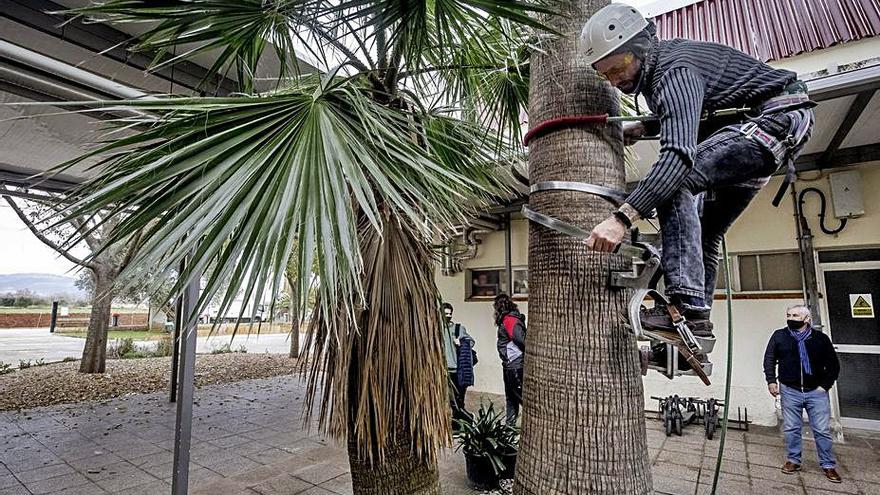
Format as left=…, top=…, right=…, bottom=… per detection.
left=513, top=1, right=652, bottom=493
left=79, top=267, right=115, bottom=373
left=347, top=423, right=441, bottom=495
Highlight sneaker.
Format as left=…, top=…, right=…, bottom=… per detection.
left=824, top=468, right=842, bottom=483
left=640, top=305, right=715, bottom=337
left=781, top=461, right=801, bottom=474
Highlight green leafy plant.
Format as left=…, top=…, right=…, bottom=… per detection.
left=453, top=402, right=520, bottom=475
left=0, top=361, right=12, bottom=374
left=18, top=360, right=32, bottom=370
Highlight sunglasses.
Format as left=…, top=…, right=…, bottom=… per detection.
left=593, top=53, right=635, bottom=82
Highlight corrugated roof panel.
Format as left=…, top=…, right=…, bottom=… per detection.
left=653, top=0, right=880, bottom=61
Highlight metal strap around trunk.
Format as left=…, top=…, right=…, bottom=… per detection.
left=521, top=205, right=649, bottom=260
left=530, top=181, right=628, bottom=207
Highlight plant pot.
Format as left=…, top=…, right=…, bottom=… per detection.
left=499, top=452, right=517, bottom=479
left=465, top=453, right=499, bottom=490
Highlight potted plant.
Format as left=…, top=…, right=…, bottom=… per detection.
left=453, top=402, right=519, bottom=489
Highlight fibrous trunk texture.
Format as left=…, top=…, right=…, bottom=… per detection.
left=514, top=1, right=653, bottom=493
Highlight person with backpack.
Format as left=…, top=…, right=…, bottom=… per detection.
left=494, top=294, right=526, bottom=423
left=442, top=302, right=475, bottom=422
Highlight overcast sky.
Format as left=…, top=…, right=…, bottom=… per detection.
left=0, top=0, right=666, bottom=277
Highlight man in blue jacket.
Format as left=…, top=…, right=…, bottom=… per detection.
left=763, top=305, right=841, bottom=483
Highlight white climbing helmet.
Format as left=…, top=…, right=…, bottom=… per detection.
left=580, top=3, right=648, bottom=66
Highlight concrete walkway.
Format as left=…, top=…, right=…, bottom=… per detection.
left=0, top=328, right=297, bottom=364
left=0, top=375, right=878, bottom=495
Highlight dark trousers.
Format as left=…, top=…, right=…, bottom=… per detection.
left=502, top=367, right=523, bottom=423
left=659, top=110, right=813, bottom=306
left=448, top=372, right=469, bottom=421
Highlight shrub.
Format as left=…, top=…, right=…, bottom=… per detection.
left=0, top=361, right=12, bottom=374
left=18, top=360, right=32, bottom=370
left=153, top=337, right=173, bottom=357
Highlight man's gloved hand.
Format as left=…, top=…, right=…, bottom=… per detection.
left=623, top=121, right=646, bottom=146
left=585, top=215, right=627, bottom=252
left=768, top=382, right=779, bottom=397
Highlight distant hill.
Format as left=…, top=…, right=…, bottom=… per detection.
left=0, top=273, right=86, bottom=298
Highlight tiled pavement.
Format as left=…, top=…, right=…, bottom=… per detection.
left=1, top=375, right=878, bottom=495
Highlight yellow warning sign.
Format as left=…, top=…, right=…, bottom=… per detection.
left=849, top=293, right=874, bottom=318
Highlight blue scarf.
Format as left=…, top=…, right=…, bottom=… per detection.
left=788, top=326, right=812, bottom=375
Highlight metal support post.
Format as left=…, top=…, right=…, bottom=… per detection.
left=171, top=273, right=199, bottom=495
left=504, top=213, right=513, bottom=295
left=169, top=289, right=184, bottom=403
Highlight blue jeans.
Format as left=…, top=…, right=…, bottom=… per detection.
left=659, top=111, right=811, bottom=305
left=780, top=384, right=837, bottom=469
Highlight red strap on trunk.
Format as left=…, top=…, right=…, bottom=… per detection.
left=522, top=114, right=609, bottom=146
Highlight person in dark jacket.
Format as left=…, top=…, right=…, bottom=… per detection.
left=494, top=294, right=526, bottom=423
left=580, top=4, right=814, bottom=341
left=442, top=303, right=474, bottom=422
left=763, top=304, right=841, bottom=483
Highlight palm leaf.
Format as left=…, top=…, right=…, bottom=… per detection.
left=51, top=75, right=512, bottom=337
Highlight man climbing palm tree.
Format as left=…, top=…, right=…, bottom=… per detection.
left=580, top=4, right=814, bottom=357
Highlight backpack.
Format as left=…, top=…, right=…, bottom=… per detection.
left=455, top=324, right=478, bottom=365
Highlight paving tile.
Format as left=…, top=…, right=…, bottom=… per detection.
left=292, top=462, right=349, bottom=486
left=651, top=461, right=701, bottom=483
left=249, top=474, right=313, bottom=495
left=748, top=464, right=802, bottom=484
left=0, top=485, right=32, bottom=495
left=245, top=448, right=294, bottom=466
left=697, top=470, right=749, bottom=486
left=695, top=479, right=751, bottom=495
left=51, top=483, right=109, bottom=495
left=0, top=476, right=20, bottom=490
left=298, top=487, right=337, bottom=495
left=115, top=480, right=172, bottom=495
left=656, top=450, right=703, bottom=468
left=747, top=480, right=806, bottom=494
left=799, top=470, right=862, bottom=493
left=229, top=464, right=286, bottom=485
left=200, top=454, right=262, bottom=477
left=14, top=463, right=75, bottom=483
left=317, top=473, right=353, bottom=495
left=652, top=474, right=698, bottom=495
left=95, top=468, right=160, bottom=493
left=24, top=472, right=91, bottom=495
left=701, top=456, right=749, bottom=476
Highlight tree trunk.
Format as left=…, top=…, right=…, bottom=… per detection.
left=514, top=1, right=653, bottom=493
left=347, top=423, right=441, bottom=495
left=289, top=282, right=300, bottom=358
left=79, top=267, right=116, bottom=373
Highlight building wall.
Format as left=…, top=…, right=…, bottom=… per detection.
left=436, top=162, right=880, bottom=425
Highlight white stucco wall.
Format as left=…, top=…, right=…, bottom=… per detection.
left=436, top=163, right=880, bottom=426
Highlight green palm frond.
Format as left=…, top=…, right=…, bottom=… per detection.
left=66, top=0, right=322, bottom=92
left=53, top=75, right=512, bottom=331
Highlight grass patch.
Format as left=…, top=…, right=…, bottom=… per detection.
left=0, top=307, right=141, bottom=314
left=57, top=330, right=166, bottom=341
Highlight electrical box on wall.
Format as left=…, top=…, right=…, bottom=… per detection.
left=828, top=170, right=865, bottom=219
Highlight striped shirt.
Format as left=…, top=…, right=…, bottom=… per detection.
left=626, top=38, right=797, bottom=217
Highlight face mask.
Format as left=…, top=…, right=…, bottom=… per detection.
left=786, top=319, right=806, bottom=330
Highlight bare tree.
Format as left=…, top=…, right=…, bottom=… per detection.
left=3, top=189, right=142, bottom=373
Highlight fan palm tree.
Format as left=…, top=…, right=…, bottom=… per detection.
left=50, top=1, right=560, bottom=493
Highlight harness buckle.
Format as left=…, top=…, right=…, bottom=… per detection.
left=739, top=121, right=760, bottom=139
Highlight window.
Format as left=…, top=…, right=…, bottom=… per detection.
left=734, top=252, right=802, bottom=292
left=467, top=267, right=528, bottom=299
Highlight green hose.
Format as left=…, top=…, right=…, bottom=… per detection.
left=711, top=238, right=735, bottom=494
